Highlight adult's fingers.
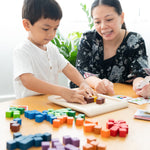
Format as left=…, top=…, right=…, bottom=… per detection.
left=103, top=79, right=114, bottom=95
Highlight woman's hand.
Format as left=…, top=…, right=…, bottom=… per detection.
left=94, top=78, right=114, bottom=95
left=135, top=84, right=150, bottom=98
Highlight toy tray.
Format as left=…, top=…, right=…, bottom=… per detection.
left=48, top=94, right=128, bottom=117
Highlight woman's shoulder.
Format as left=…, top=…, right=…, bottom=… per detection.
left=126, top=31, right=144, bottom=41
left=124, top=31, right=145, bottom=49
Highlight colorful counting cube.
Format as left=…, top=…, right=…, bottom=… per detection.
left=35, top=115, right=44, bottom=123
left=96, top=97, right=105, bottom=104
left=71, top=137, right=80, bottom=147
left=76, top=118, right=84, bottom=126
left=101, top=129, right=110, bottom=138
left=63, top=135, right=72, bottom=145
left=84, top=97, right=94, bottom=103
left=67, top=117, right=74, bottom=125
left=94, top=125, right=102, bottom=134
left=53, top=119, right=61, bottom=128
left=6, top=110, right=13, bottom=118
left=41, top=141, right=50, bottom=150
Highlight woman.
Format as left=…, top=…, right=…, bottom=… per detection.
left=70, top=0, right=149, bottom=96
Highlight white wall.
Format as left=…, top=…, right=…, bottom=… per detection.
left=0, top=0, right=150, bottom=101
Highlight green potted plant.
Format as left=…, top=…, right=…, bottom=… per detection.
left=51, top=3, right=93, bottom=66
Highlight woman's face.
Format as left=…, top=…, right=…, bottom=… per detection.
left=92, top=5, right=124, bottom=41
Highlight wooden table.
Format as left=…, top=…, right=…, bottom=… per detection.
left=0, top=83, right=150, bottom=150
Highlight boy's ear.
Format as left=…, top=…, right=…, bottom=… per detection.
left=22, top=19, right=31, bottom=31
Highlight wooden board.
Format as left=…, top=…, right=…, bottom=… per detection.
left=48, top=94, right=128, bottom=117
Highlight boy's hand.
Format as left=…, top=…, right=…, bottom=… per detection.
left=61, top=88, right=89, bottom=104
left=94, top=79, right=114, bottom=95
left=79, top=81, right=97, bottom=97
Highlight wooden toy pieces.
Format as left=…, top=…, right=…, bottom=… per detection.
left=84, top=96, right=105, bottom=104
left=7, top=132, right=51, bottom=150
left=106, top=119, right=128, bottom=137
left=83, top=136, right=106, bottom=150
left=5, top=105, right=27, bottom=118
left=10, top=118, right=22, bottom=132
left=83, top=119, right=128, bottom=138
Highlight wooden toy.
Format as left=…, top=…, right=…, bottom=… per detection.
left=94, top=125, right=102, bottom=134
left=67, top=117, right=74, bottom=125
left=48, top=94, right=128, bottom=117
left=10, top=123, right=20, bottom=132
left=71, top=137, right=80, bottom=147
left=110, top=126, right=119, bottom=137
left=65, top=143, right=80, bottom=150
left=13, top=118, right=22, bottom=125
left=35, top=114, right=44, bottom=123
left=97, top=143, right=106, bottom=150
left=90, top=140, right=99, bottom=150
left=96, top=97, right=105, bottom=104
left=63, top=135, right=72, bottom=145
left=119, top=128, right=127, bottom=137
left=101, top=129, right=110, bottom=138
left=83, top=123, right=95, bottom=132
left=84, top=97, right=94, bottom=103
left=75, top=118, right=84, bottom=126
left=6, top=110, right=13, bottom=118
left=53, top=119, right=61, bottom=128
left=83, top=143, right=93, bottom=150
left=86, top=136, right=97, bottom=144
left=41, top=141, right=50, bottom=150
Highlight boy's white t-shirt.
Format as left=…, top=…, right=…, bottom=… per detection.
left=13, top=39, right=69, bottom=99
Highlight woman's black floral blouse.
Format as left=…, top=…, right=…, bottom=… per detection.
left=70, top=30, right=149, bottom=88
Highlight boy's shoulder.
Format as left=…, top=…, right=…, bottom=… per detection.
left=14, top=39, right=32, bottom=52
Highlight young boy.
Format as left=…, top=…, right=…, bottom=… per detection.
left=13, top=0, right=95, bottom=104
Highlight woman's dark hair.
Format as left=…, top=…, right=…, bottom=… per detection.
left=22, top=0, right=62, bottom=25
left=91, top=0, right=126, bottom=29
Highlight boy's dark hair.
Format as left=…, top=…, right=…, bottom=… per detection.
left=91, top=0, right=126, bottom=30
left=22, top=0, right=62, bottom=25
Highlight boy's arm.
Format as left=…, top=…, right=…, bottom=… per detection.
left=62, top=63, right=95, bottom=96
left=20, top=73, right=88, bottom=104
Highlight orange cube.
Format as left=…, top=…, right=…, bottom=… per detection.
left=57, top=116, right=64, bottom=125
left=101, top=128, right=110, bottom=138
left=97, top=143, right=106, bottom=150
left=62, top=115, right=67, bottom=123
left=53, top=119, right=60, bottom=128
left=76, top=118, right=84, bottom=126
left=94, top=125, right=102, bottom=134
left=67, top=117, right=74, bottom=125
left=83, top=143, right=93, bottom=150
left=90, top=140, right=99, bottom=150
left=83, top=123, right=95, bottom=132
left=87, top=136, right=97, bottom=144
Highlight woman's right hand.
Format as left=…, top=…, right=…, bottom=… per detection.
left=94, top=78, right=114, bottom=95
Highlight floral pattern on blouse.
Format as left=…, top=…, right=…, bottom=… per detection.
left=70, top=30, right=149, bottom=88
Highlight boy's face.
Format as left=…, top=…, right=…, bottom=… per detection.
left=24, top=17, right=60, bottom=49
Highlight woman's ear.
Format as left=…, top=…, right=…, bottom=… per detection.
left=121, top=12, right=125, bottom=25
left=22, top=19, right=31, bottom=31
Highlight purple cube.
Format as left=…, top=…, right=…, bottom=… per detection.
left=63, top=135, right=71, bottom=145
left=71, top=137, right=80, bottom=147
left=42, top=141, right=50, bottom=150
left=51, top=138, right=60, bottom=148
